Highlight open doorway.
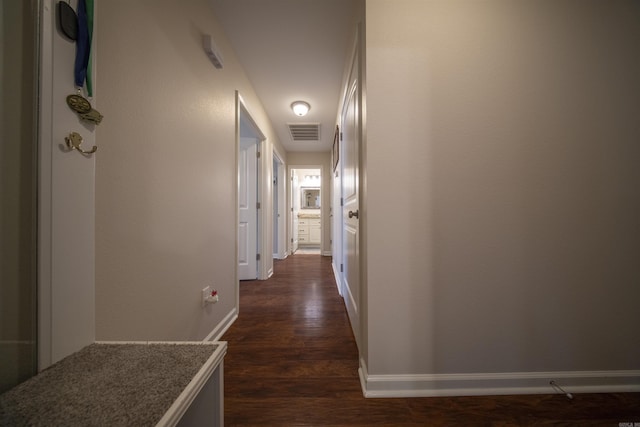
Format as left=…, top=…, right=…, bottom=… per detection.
left=272, top=150, right=286, bottom=260
left=290, top=167, right=322, bottom=255
left=237, top=98, right=265, bottom=281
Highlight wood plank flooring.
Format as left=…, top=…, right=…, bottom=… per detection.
left=222, top=255, right=640, bottom=426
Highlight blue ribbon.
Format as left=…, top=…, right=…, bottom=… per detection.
left=74, top=0, right=90, bottom=88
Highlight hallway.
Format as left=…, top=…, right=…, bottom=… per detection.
left=222, top=255, right=640, bottom=425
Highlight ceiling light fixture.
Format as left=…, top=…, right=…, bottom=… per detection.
left=291, top=101, right=310, bottom=117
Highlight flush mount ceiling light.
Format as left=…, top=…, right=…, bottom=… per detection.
left=291, top=101, right=311, bottom=117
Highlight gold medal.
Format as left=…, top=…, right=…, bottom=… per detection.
left=80, top=109, right=103, bottom=125
left=66, top=93, right=103, bottom=125
left=66, top=94, right=91, bottom=114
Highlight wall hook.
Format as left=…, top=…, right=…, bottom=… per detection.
left=65, top=132, right=97, bottom=154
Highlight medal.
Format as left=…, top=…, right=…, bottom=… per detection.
left=66, top=93, right=103, bottom=125
left=66, top=94, right=91, bottom=114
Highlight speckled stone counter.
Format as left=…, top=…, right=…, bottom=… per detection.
left=0, top=342, right=226, bottom=427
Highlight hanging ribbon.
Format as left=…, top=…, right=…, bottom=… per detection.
left=73, top=0, right=90, bottom=90
left=86, top=0, right=95, bottom=97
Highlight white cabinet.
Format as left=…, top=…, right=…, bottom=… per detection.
left=310, top=226, right=321, bottom=243
left=298, top=217, right=320, bottom=245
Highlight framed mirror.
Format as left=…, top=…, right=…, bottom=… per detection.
left=301, top=187, right=320, bottom=209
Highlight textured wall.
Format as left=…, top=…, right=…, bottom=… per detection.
left=0, top=0, right=38, bottom=389
left=365, top=0, right=640, bottom=377
left=95, top=0, right=282, bottom=341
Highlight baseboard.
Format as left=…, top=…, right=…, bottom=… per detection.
left=203, top=308, right=237, bottom=342
left=359, top=359, right=640, bottom=397
left=322, top=251, right=332, bottom=257
left=331, top=261, right=342, bottom=296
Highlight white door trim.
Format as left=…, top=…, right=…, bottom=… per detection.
left=289, top=167, right=299, bottom=254
left=338, top=22, right=364, bottom=352
left=236, top=93, right=270, bottom=285
left=288, top=165, right=323, bottom=254
left=272, top=148, right=286, bottom=259
left=39, top=0, right=97, bottom=369
left=238, top=138, right=258, bottom=280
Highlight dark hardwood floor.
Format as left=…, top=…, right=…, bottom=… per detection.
left=222, top=255, right=640, bottom=426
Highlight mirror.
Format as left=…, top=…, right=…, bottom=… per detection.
left=301, top=188, right=320, bottom=209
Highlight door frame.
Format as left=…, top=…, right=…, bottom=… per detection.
left=334, top=22, right=365, bottom=352
left=238, top=137, right=259, bottom=280
left=332, top=152, right=343, bottom=295
left=38, top=0, right=97, bottom=369
left=272, top=148, right=286, bottom=259
left=236, top=92, right=274, bottom=284
left=340, top=75, right=360, bottom=350
left=289, top=167, right=299, bottom=254
left=235, top=91, right=266, bottom=280
left=288, top=165, right=323, bottom=254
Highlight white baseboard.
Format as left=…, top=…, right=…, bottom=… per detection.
left=359, top=358, right=640, bottom=397
left=322, top=251, right=332, bottom=257
left=203, top=308, right=237, bottom=342
left=331, top=261, right=342, bottom=296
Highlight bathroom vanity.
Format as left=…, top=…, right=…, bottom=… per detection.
left=298, top=186, right=321, bottom=246
left=298, top=214, right=321, bottom=245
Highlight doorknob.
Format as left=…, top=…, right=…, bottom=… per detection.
left=348, top=210, right=359, bottom=219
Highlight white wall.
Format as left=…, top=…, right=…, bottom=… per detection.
left=364, top=0, right=640, bottom=395
left=95, top=0, right=282, bottom=341
left=288, top=152, right=332, bottom=256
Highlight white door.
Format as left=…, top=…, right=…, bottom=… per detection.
left=273, top=158, right=279, bottom=257
left=342, top=68, right=360, bottom=348
left=238, top=138, right=258, bottom=280
left=290, top=170, right=299, bottom=253
left=275, top=154, right=286, bottom=258
left=332, top=164, right=343, bottom=295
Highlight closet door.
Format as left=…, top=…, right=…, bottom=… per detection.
left=341, top=41, right=361, bottom=350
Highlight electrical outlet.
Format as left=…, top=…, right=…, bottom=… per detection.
left=202, top=286, right=219, bottom=306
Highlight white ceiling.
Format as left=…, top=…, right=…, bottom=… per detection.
left=209, top=0, right=358, bottom=153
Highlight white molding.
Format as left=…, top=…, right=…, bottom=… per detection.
left=322, top=251, right=332, bottom=257
left=359, top=360, right=640, bottom=397
left=38, top=0, right=55, bottom=372
left=331, top=260, right=342, bottom=296
left=154, top=341, right=227, bottom=427
left=203, top=308, right=237, bottom=342
left=95, top=341, right=220, bottom=346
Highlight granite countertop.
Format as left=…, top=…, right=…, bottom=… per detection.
left=0, top=342, right=222, bottom=427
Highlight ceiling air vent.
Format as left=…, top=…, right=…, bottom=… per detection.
left=288, top=123, right=320, bottom=142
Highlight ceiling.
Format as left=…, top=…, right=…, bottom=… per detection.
left=209, top=0, right=358, bottom=153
